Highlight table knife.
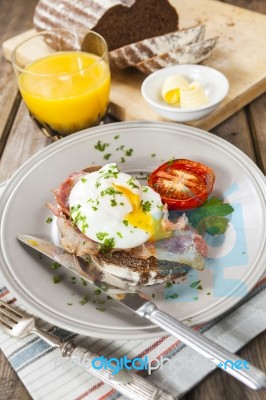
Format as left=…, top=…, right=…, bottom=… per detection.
left=17, top=234, right=266, bottom=391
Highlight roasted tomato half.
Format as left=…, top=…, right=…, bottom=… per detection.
left=148, top=159, right=215, bottom=210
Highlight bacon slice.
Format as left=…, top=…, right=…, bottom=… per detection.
left=56, top=214, right=206, bottom=270
left=50, top=166, right=101, bottom=215
left=161, top=206, right=188, bottom=231
left=53, top=172, right=85, bottom=211
left=57, top=216, right=99, bottom=256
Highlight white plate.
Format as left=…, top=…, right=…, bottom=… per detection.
left=0, top=121, right=266, bottom=339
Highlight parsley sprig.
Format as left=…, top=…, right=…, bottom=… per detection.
left=188, top=197, right=234, bottom=235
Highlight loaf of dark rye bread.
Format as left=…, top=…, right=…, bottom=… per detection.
left=110, top=25, right=205, bottom=69
left=33, top=0, right=178, bottom=51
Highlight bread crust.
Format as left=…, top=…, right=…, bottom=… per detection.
left=110, top=26, right=205, bottom=69
left=136, top=37, right=218, bottom=74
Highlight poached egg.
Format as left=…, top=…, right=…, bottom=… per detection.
left=69, top=163, right=167, bottom=249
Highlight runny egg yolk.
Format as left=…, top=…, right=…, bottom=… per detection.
left=114, top=184, right=172, bottom=241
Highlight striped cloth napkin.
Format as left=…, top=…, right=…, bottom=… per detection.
left=0, top=182, right=266, bottom=400
left=0, top=279, right=266, bottom=400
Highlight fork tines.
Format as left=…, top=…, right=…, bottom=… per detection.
left=0, top=299, right=22, bottom=329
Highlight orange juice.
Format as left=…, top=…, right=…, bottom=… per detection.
left=19, top=51, right=110, bottom=135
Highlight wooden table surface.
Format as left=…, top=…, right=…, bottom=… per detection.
left=0, top=1, right=265, bottom=399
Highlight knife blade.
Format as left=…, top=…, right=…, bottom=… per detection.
left=17, top=234, right=266, bottom=391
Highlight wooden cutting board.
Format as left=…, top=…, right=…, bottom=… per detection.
left=109, top=0, right=266, bottom=131
left=3, top=0, right=266, bottom=131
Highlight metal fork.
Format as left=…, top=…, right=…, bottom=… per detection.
left=0, top=299, right=175, bottom=400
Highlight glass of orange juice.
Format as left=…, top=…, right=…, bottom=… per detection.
left=11, top=28, right=111, bottom=139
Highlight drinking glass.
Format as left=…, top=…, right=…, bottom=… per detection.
left=11, top=28, right=111, bottom=140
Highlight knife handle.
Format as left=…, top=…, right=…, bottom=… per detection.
left=61, top=341, right=175, bottom=400
left=137, top=302, right=266, bottom=391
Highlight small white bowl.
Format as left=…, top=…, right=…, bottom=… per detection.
left=141, top=64, right=229, bottom=122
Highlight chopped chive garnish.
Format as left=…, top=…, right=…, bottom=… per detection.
left=125, top=148, right=133, bottom=156
left=167, top=158, right=175, bottom=165
left=53, top=276, right=61, bottom=284
left=46, top=217, right=53, bottom=224
left=96, top=232, right=109, bottom=241
left=141, top=200, right=152, bottom=212
left=99, top=237, right=115, bottom=251
left=127, top=177, right=139, bottom=189
left=51, top=262, right=61, bottom=270
left=190, top=280, right=201, bottom=288
left=166, top=293, right=178, bottom=299
left=96, top=307, right=105, bottom=312
left=94, top=140, right=109, bottom=152
left=79, top=294, right=89, bottom=305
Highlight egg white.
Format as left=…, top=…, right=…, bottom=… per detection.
left=68, top=163, right=163, bottom=249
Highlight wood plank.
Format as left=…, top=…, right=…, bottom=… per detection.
left=0, top=352, right=31, bottom=400
left=0, top=0, right=38, bottom=150
left=0, top=101, right=50, bottom=182
left=184, top=332, right=266, bottom=400
left=222, top=0, right=266, bottom=14
left=0, top=4, right=38, bottom=397
left=248, top=94, right=266, bottom=174
left=0, top=4, right=39, bottom=397
left=211, top=108, right=256, bottom=162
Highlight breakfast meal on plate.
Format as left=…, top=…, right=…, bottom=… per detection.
left=45, top=159, right=235, bottom=287
left=33, top=0, right=217, bottom=73
left=161, top=75, right=208, bottom=108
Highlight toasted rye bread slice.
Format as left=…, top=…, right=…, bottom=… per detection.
left=136, top=37, right=218, bottom=74
left=109, top=25, right=205, bottom=69
left=91, top=252, right=189, bottom=286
